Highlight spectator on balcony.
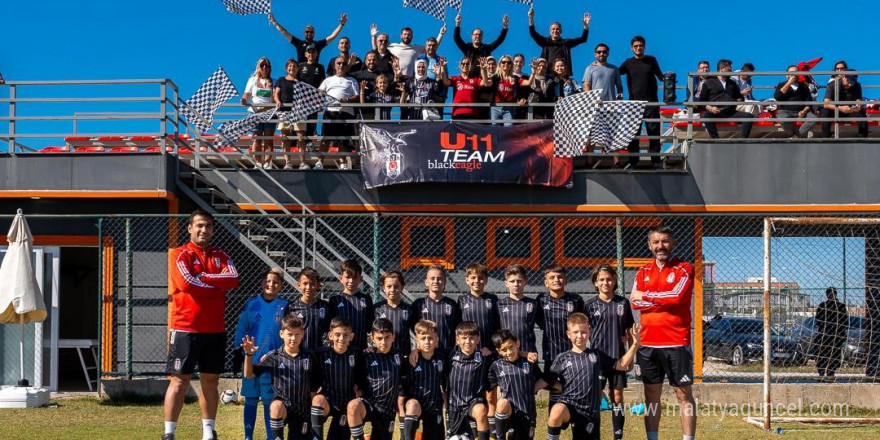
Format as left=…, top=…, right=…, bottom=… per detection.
left=685, top=60, right=710, bottom=103
left=442, top=56, right=493, bottom=120
left=371, top=31, right=397, bottom=75
left=813, top=287, right=848, bottom=382
left=553, top=59, right=582, bottom=98
left=820, top=71, right=868, bottom=138
left=350, top=51, right=385, bottom=120
left=400, top=59, right=446, bottom=121
left=417, top=38, right=443, bottom=80
left=490, top=55, right=533, bottom=126
left=773, top=65, right=818, bottom=139
left=326, top=37, right=362, bottom=76
left=478, top=56, right=499, bottom=120
left=829, top=60, right=849, bottom=83
left=454, top=13, right=509, bottom=77
left=699, top=59, right=753, bottom=139
left=512, top=54, right=526, bottom=78
left=268, top=12, right=347, bottom=63
left=511, top=54, right=529, bottom=120
left=582, top=44, right=623, bottom=102
left=296, top=44, right=326, bottom=150
left=274, top=58, right=308, bottom=169
left=619, top=36, right=664, bottom=167
left=527, top=7, right=591, bottom=72
left=732, top=63, right=759, bottom=116
left=374, top=25, right=447, bottom=79
left=360, top=73, right=404, bottom=121
left=242, top=57, right=277, bottom=169
left=318, top=55, right=360, bottom=169
left=528, top=58, right=559, bottom=120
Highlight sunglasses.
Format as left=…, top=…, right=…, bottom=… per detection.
left=260, top=63, right=270, bottom=68
left=461, top=63, right=470, bottom=66
left=305, top=30, right=314, bottom=34
left=500, top=60, right=511, bottom=64
left=595, top=50, right=608, bottom=54
left=377, top=39, right=388, bottom=43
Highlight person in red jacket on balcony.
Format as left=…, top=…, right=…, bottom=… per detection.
left=163, top=210, right=240, bottom=440
left=630, top=226, right=696, bottom=440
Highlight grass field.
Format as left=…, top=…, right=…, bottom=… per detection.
left=3, top=396, right=880, bottom=440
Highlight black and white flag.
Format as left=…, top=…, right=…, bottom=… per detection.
left=279, top=82, right=333, bottom=125
left=403, top=0, right=447, bottom=21
left=180, top=67, right=238, bottom=135
left=505, top=0, right=533, bottom=5
left=553, top=89, right=602, bottom=157
left=221, top=0, right=271, bottom=15
left=590, top=101, right=648, bottom=153
left=216, top=109, right=276, bottom=146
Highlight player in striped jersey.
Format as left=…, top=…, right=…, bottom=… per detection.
left=585, top=265, right=635, bottom=440
left=488, top=329, right=549, bottom=440
left=409, top=265, right=461, bottom=352
left=242, top=315, right=322, bottom=440
left=347, top=319, right=408, bottom=440
left=284, top=267, right=334, bottom=352
left=401, top=320, right=449, bottom=440
left=497, top=264, right=539, bottom=362
left=374, top=270, right=412, bottom=359
left=446, top=321, right=492, bottom=440
left=234, top=268, right=290, bottom=440
left=311, top=317, right=365, bottom=440
left=537, top=266, right=585, bottom=365
left=328, top=259, right=374, bottom=351
left=546, top=313, right=640, bottom=440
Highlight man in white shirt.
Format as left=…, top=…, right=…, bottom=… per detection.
left=318, top=56, right=360, bottom=168
left=372, top=24, right=446, bottom=78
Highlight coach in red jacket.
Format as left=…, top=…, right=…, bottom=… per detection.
left=630, top=226, right=696, bottom=440
left=163, top=210, right=240, bottom=440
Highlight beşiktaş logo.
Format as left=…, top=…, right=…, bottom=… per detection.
left=426, top=131, right=505, bottom=172
left=362, top=126, right=417, bottom=182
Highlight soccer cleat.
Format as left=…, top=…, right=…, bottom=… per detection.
left=338, top=163, right=349, bottom=170
left=161, top=434, right=174, bottom=440
left=299, top=162, right=311, bottom=170
left=313, top=161, right=324, bottom=170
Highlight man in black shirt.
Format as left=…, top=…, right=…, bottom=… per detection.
left=454, top=13, right=509, bottom=76
left=373, top=33, right=397, bottom=75
left=619, top=36, right=664, bottom=167
left=774, top=65, right=818, bottom=138
left=820, top=72, right=868, bottom=138
left=489, top=330, right=548, bottom=440
left=311, top=317, right=364, bottom=440
left=284, top=267, right=334, bottom=352
left=527, top=7, right=590, bottom=73
left=699, top=59, right=753, bottom=139
left=326, top=37, right=363, bottom=76
left=813, top=287, right=849, bottom=381
left=296, top=45, right=327, bottom=144
left=446, top=322, right=492, bottom=440
left=268, top=12, right=347, bottom=63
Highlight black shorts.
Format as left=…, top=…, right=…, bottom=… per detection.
left=165, top=330, right=224, bottom=375
left=637, top=346, right=694, bottom=387
left=507, top=410, right=536, bottom=440
left=326, top=406, right=350, bottom=440
left=598, top=352, right=628, bottom=390
left=285, top=413, right=315, bottom=440
left=420, top=409, right=445, bottom=440
left=446, top=397, right=487, bottom=436
left=362, top=400, right=396, bottom=440
left=557, top=403, right=600, bottom=440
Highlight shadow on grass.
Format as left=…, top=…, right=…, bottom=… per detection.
left=100, top=391, right=197, bottom=406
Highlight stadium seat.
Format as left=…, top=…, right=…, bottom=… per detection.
left=40, top=146, right=71, bottom=153
left=141, top=146, right=173, bottom=153
left=96, top=136, right=125, bottom=147
left=660, top=107, right=683, bottom=117
left=75, top=146, right=105, bottom=153
left=108, top=146, right=140, bottom=153
left=64, top=136, right=92, bottom=147
left=129, top=136, right=157, bottom=146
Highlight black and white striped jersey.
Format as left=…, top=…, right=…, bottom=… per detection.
left=410, top=297, right=461, bottom=352
left=374, top=300, right=412, bottom=357
left=547, top=349, right=601, bottom=416
left=497, top=296, right=539, bottom=354
left=459, top=293, right=500, bottom=351
left=315, top=346, right=364, bottom=410
left=284, top=297, right=334, bottom=352
left=536, top=292, right=584, bottom=363
left=446, top=346, right=491, bottom=410
left=253, top=349, right=321, bottom=418
left=329, top=292, right=375, bottom=351
left=403, top=350, right=449, bottom=414
left=488, top=357, right=544, bottom=419
left=362, top=350, right=408, bottom=415
left=584, top=295, right=634, bottom=360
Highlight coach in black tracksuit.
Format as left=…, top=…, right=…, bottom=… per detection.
left=699, top=59, right=753, bottom=139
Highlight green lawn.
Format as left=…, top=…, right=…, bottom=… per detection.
left=2, top=397, right=879, bottom=440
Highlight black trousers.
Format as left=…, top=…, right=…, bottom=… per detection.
left=820, top=108, right=868, bottom=138
left=702, top=109, right=753, bottom=139
left=627, top=105, right=661, bottom=166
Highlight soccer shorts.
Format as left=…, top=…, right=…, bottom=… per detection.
left=446, top=397, right=486, bottom=436
left=508, top=410, right=536, bottom=440
left=166, top=330, right=224, bottom=375
left=241, top=370, right=274, bottom=400
left=598, top=352, right=628, bottom=390
left=558, top=403, right=600, bottom=440
left=420, top=409, right=445, bottom=440
left=361, top=399, right=396, bottom=440
left=637, top=346, right=694, bottom=387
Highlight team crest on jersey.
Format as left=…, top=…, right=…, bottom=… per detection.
left=349, top=355, right=356, bottom=367
left=526, top=303, right=533, bottom=313
left=485, top=299, right=493, bottom=309
left=667, top=273, right=675, bottom=284
left=588, top=353, right=597, bottom=363
left=393, top=356, right=400, bottom=365
left=443, top=304, right=452, bottom=315
left=522, top=363, right=530, bottom=373
left=359, top=298, right=367, bottom=308
left=303, top=358, right=310, bottom=370
left=213, top=257, right=221, bottom=267
left=475, top=353, right=482, bottom=361
left=319, top=307, right=326, bottom=318
left=434, top=359, right=444, bottom=372
left=617, top=303, right=624, bottom=316
left=566, top=302, right=574, bottom=312
left=402, top=310, right=409, bottom=320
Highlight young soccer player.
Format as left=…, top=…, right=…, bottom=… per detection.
left=488, top=329, right=549, bottom=440
left=241, top=315, right=322, bottom=440
left=284, top=267, right=335, bottom=352
left=401, top=320, right=448, bottom=440
left=374, top=270, right=412, bottom=359
left=584, top=265, right=635, bottom=440
left=446, top=321, right=492, bottom=440
left=234, top=268, right=290, bottom=440
left=497, top=264, right=540, bottom=362
left=329, top=259, right=374, bottom=351
left=537, top=265, right=584, bottom=409
left=410, top=265, right=461, bottom=352
left=546, top=313, right=640, bottom=440
left=311, top=317, right=364, bottom=440
left=458, top=263, right=500, bottom=353
left=347, top=318, right=407, bottom=440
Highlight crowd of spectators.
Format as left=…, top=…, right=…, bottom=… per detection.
left=229, top=8, right=870, bottom=169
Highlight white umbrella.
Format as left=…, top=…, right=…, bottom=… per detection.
left=0, top=209, right=47, bottom=386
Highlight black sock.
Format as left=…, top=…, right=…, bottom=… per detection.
left=398, top=415, right=406, bottom=440
left=470, top=421, right=478, bottom=439
left=478, top=430, right=490, bottom=440
left=547, top=426, right=562, bottom=440
left=612, top=404, right=625, bottom=440
left=494, top=412, right=509, bottom=440
left=269, top=417, right=285, bottom=440
left=488, top=416, right=496, bottom=440
left=349, top=422, right=365, bottom=440
left=310, top=407, right=325, bottom=440
left=404, top=416, right=419, bottom=440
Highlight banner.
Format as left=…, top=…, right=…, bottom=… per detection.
left=360, top=121, right=572, bottom=189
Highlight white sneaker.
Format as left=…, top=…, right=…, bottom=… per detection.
left=283, top=162, right=294, bottom=170
left=338, top=163, right=349, bottom=170
left=299, top=162, right=311, bottom=170
left=262, top=162, right=272, bottom=170
left=313, top=161, right=324, bottom=170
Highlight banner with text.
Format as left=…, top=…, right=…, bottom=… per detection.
left=359, top=121, right=572, bottom=189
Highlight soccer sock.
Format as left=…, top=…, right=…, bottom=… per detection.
left=243, top=397, right=259, bottom=440
left=646, top=432, right=659, bottom=440
left=494, top=412, right=509, bottom=440
left=547, top=426, right=562, bottom=440
left=349, top=423, right=366, bottom=440
left=403, top=416, right=419, bottom=440
left=477, top=430, right=490, bottom=440
left=269, top=417, right=285, bottom=440
left=683, top=436, right=695, bottom=440
left=164, top=421, right=177, bottom=435
left=261, top=402, right=273, bottom=440
left=310, top=407, right=325, bottom=440
left=398, top=415, right=406, bottom=439
left=201, top=419, right=216, bottom=440
left=470, top=421, right=478, bottom=439
left=612, top=404, right=625, bottom=440
left=488, top=416, right=496, bottom=439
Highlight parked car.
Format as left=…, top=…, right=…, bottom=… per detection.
left=788, top=315, right=867, bottom=367
left=703, top=317, right=804, bottom=366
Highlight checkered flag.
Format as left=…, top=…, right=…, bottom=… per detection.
left=403, top=0, right=446, bottom=21
left=180, top=67, right=238, bottom=135
left=553, top=89, right=603, bottom=158
left=279, top=82, right=332, bottom=125
left=216, top=109, right=276, bottom=147
left=446, top=0, right=463, bottom=10
left=505, top=0, right=534, bottom=5
left=221, top=0, right=270, bottom=15
left=591, top=101, right=647, bottom=152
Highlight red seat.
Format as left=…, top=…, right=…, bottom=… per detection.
left=75, top=146, right=105, bottom=153
left=177, top=147, right=193, bottom=154
left=672, top=121, right=703, bottom=128
left=164, top=134, right=190, bottom=141
left=218, top=147, right=241, bottom=153
left=660, top=107, right=683, bottom=116
left=64, top=136, right=92, bottom=147
left=142, top=146, right=173, bottom=153
left=97, top=136, right=124, bottom=142
left=40, top=146, right=71, bottom=153
left=109, top=146, right=140, bottom=153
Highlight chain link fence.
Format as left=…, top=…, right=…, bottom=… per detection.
left=90, top=213, right=880, bottom=385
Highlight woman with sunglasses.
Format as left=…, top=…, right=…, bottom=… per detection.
left=442, top=57, right=492, bottom=120
left=242, top=57, right=277, bottom=169
left=490, top=55, right=534, bottom=126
